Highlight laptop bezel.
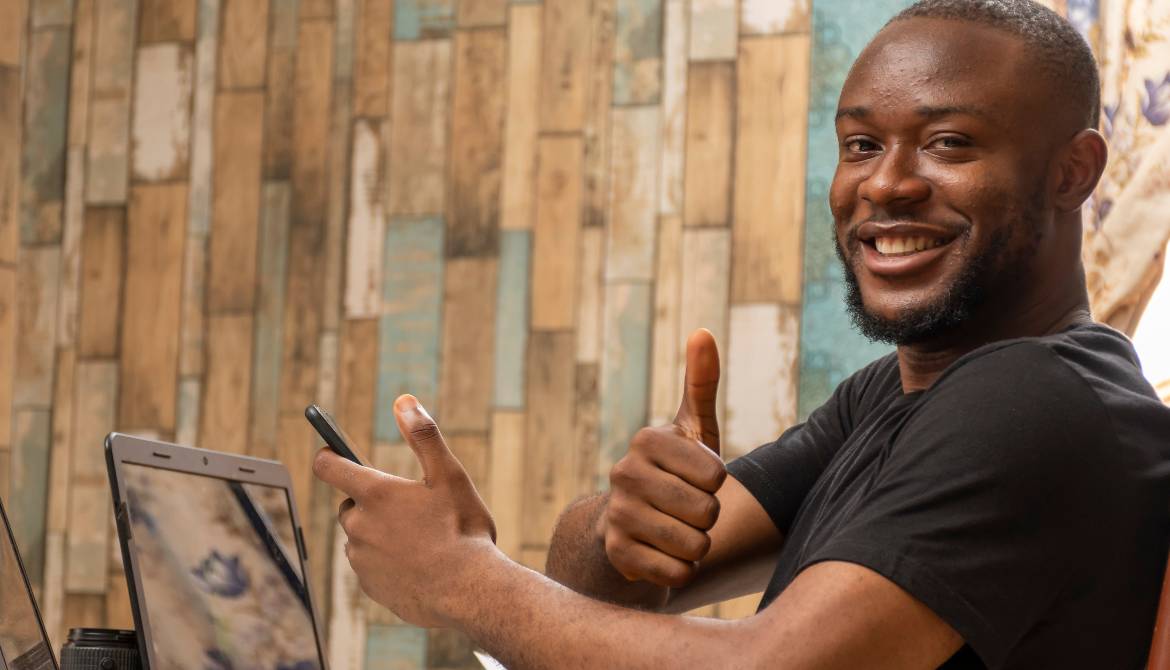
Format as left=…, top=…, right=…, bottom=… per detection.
left=104, top=432, right=329, bottom=670
left=0, top=497, right=59, bottom=670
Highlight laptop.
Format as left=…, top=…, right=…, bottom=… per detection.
left=0, top=497, right=58, bottom=670
left=105, top=433, right=328, bottom=670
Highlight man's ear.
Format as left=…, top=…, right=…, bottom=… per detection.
left=1053, top=128, right=1108, bottom=213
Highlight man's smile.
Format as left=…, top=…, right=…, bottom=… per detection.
left=854, top=221, right=963, bottom=278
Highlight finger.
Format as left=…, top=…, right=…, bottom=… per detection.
left=607, top=536, right=697, bottom=588
left=392, top=395, right=459, bottom=485
left=642, top=428, right=727, bottom=493
left=314, top=448, right=382, bottom=502
left=622, top=508, right=712, bottom=563
left=673, top=329, right=721, bottom=455
left=640, top=471, right=721, bottom=530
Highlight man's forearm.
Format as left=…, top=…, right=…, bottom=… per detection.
left=544, top=492, right=668, bottom=609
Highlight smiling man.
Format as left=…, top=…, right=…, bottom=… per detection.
left=314, top=1, right=1170, bottom=668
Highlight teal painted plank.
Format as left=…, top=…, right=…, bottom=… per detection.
left=798, top=1, right=909, bottom=419
left=613, top=0, right=662, bottom=106
left=394, top=0, right=455, bottom=40
left=11, top=409, right=51, bottom=586
left=493, top=230, right=530, bottom=409
left=375, top=217, right=444, bottom=442
left=365, top=625, right=427, bottom=670
left=20, top=27, right=71, bottom=244
left=598, top=281, right=652, bottom=487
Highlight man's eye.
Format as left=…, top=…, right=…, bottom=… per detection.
left=845, top=139, right=879, bottom=153
left=930, top=136, right=972, bottom=150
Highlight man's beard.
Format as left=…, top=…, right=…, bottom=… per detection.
left=835, top=199, right=1043, bottom=346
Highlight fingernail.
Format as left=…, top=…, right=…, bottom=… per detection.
left=395, top=394, right=420, bottom=413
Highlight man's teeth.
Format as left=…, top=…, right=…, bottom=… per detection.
left=874, top=236, right=947, bottom=255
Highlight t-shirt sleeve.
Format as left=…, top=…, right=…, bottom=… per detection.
left=727, top=354, right=898, bottom=534
left=803, top=343, right=1126, bottom=668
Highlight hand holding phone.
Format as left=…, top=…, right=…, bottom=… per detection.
left=305, top=404, right=365, bottom=466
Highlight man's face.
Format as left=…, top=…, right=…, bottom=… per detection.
left=830, top=18, right=1059, bottom=345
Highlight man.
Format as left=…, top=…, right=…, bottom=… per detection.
left=314, top=1, right=1170, bottom=667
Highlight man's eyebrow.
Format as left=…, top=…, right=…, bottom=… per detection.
left=834, top=104, right=996, bottom=123
left=835, top=106, right=868, bottom=121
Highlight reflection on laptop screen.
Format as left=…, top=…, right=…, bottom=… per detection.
left=0, top=505, right=55, bottom=670
left=123, top=464, right=322, bottom=670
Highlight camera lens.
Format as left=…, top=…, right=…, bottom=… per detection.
left=60, top=628, right=142, bottom=670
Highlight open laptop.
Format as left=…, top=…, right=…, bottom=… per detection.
left=0, top=497, right=58, bottom=670
left=105, top=433, right=328, bottom=670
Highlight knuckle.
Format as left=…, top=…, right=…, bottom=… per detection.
left=409, top=422, right=441, bottom=443
left=701, top=460, right=728, bottom=491
left=609, top=459, right=640, bottom=490
left=701, top=494, right=721, bottom=528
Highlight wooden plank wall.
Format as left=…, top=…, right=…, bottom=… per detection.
left=3, top=0, right=822, bottom=665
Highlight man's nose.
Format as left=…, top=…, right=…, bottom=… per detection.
left=857, top=144, right=931, bottom=210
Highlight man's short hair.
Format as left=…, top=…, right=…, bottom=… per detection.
left=888, top=0, right=1101, bottom=129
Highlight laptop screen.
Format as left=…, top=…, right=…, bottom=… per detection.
left=122, top=463, right=323, bottom=670
left=0, top=503, right=55, bottom=670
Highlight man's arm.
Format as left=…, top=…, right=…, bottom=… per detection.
left=545, top=476, right=782, bottom=612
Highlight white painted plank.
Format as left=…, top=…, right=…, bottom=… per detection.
left=725, top=304, right=800, bottom=459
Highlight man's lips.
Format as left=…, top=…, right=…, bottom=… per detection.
left=854, top=222, right=963, bottom=278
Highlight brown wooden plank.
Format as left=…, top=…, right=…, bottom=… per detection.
left=41, top=531, right=66, bottom=647
left=299, top=0, right=335, bottom=20
left=678, top=227, right=730, bottom=428
left=521, top=331, right=576, bottom=546
left=264, top=0, right=301, bottom=179
left=131, top=43, right=194, bottom=182
left=0, top=0, right=27, bottom=67
left=447, top=432, right=489, bottom=502
left=0, top=267, right=15, bottom=442
left=68, top=0, right=95, bottom=147
left=276, top=414, right=316, bottom=529
left=437, top=257, right=498, bottom=432
left=457, top=0, right=505, bottom=27
left=14, top=247, right=60, bottom=407
left=658, top=0, right=687, bottom=216
left=106, top=569, right=135, bottom=628
left=248, top=182, right=290, bottom=458
left=87, top=0, right=136, bottom=204
left=337, top=318, right=379, bottom=460
left=650, top=215, right=682, bottom=427
left=66, top=360, right=117, bottom=592
left=199, top=314, right=255, bottom=454
left=20, top=27, right=69, bottom=244
left=540, top=0, right=590, bottom=132
left=47, top=348, right=75, bottom=535
left=576, top=225, right=604, bottom=364
left=447, top=27, right=505, bottom=257
left=208, top=90, right=265, bottom=312
left=499, top=3, right=541, bottom=232
left=531, top=136, right=583, bottom=330
left=582, top=0, right=615, bottom=228
left=353, top=0, right=393, bottom=117
left=732, top=34, right=809, bottom=303
left=488, top=410, right=524, bottom=559
left=138, top=0, right=198, bottom=43
left=574, top=362, right=601, bottom=493
left=77, top=206, right=124, bottom=358
left=0, top=65, right=20, bottom=264
left=62, top=594, right=105, bottom=630
left=218, top=0, right=271, bottom=89
left=178, top=236, right=206, bottom=376
left=118, top=184, right=186, bottom=433
left=683, top=61, right=734, bottom=228
left=386, top=40, right=450, bottom=216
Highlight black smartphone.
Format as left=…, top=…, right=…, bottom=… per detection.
left=305, top=404, right=365, bottom=466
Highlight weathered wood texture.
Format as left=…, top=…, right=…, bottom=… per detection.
left=9, top=0, right=821, bottom=658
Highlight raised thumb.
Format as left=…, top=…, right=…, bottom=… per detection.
left=673, top=329, right=721, bottom=456
left=392, top=395, right=458, bottom=485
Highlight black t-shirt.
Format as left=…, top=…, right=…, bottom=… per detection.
left=728, top=324, right=1170, bottom=668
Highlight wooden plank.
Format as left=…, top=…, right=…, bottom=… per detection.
left=77, top=206, right=124, bottom=358
left=437, top=257, right=498, bottom=432
left=678, top=227, right=730, bottom=428
left=657, top=0, right=686, bottom=216
left=11, top=409, right=51, bottom=585
left=263, top=0, right=300, bottom=179
left=345, top=119, right=386, bottom=318
left=0, top=267, right=14, bottom=442
left=249, top=182, right=291, bottom=459
left=582, top=0, right=615, bottom=228
left=447, top=27, right=505, bottom=258
left=598, top=282, right=652, bottom=477
left=606, top=106, right=659, bottom=281
left=299, top=0, right=335, bottom=19
left=328, top=530, right=367, bottom=670
left=732, top=34, right=809, bottom=304
left=20, top=27, right=70, bottom=244
left=276, top=414, right=317, bottom=528
left=199, top=314, right=254, bottom=454
left=457, top=0, right=505, bottom=27
left=59, top=149, right=86, bottom=348
left=521, top=331, right=575, bottom=546
left=447, top=432, right=489, bottom=501
left=31, top=0, right=72, bottom=27
left=741, top=0, right=810, bottom=35
left=649, top=215, right=681, bottom=425
left=375, top=217, right=444, bottom=442
left=719, top=592, right=763, bottom=619
left=726, top=304, right=799, bottom=459
left=187, top=0, right=220, bottom=238
left=178, top=236, right=206, bottom=375
left=15, top=247, right=60, bottom=407
left=208, top=90, right=264, bottom=312
left=394, top=0, right=455, bottom=40
left=530, top=136, right=583, bottom=331
left=0, top=0, right=27, bottom=66
left=336, top=318, right=378, bottom=460
left=0, top=66, right=20, bottom=264
left=574, top=362, right=601, bottom=492
left=613, top=0, right=663, bottom=105
left=690, top=0, right=736, bottom=61
left=488, top=410, right=524, bottom=558
left=106, top=569, right=135, bottom=628
left=68, top=0, right=95, bottom=146
left=499, top=3, right=541, bottom=232
left=540, top=0, right=590, bottom=132
left=492, top=230, right=530, bottom=410
left=119, top=184, right=186, bottom=433
left=576, top=225, right=604, bottom=364
left=217, top=0, right=270, bottom=89
left=322, top=4, right=356, bottom=336
left=62, top=595, right=105, bottom=630
left=138, top=0, right=197, bottom=43
left=386, top=40, right=450, bottom=216
left=66, top=360, right=118, bottom=592
left=353, top=0, right=393, bottom=117
left=87, top=0, right=137, bottom=204
left=365, top=625, right=426, bottom=670
left=683, top=61, right=734, bottom=227
left=42, top=531, right=66, bottom=648
left=175, top=376, right=200, bottom=446
left=132, top=43, right=193, bottom=182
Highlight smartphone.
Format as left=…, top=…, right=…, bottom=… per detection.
left=305, top=404, right=365, bottom=466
